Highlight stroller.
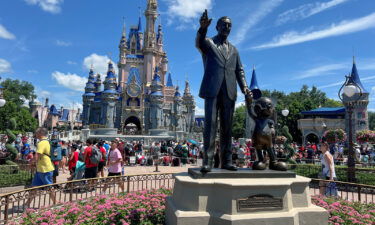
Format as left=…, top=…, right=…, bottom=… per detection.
left=66, top=160, right=86, bottom=192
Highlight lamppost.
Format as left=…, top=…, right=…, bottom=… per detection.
left=338, top=73, right=362, bottom=183
left=0, top=77, right=6, bottom=107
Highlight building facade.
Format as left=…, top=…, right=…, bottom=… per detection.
left=30, top=98, right=82, bottom=130
left=298, top=60, right=369, bottom=144
left=82, top=0, right=195, bottom=135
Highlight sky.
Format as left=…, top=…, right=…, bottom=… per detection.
left=1, top=0, right=375, bottom=115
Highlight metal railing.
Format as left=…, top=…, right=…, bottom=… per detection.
left=310, top=178, right=375, bottom=204
left=0, top=173, right=174, bottom=224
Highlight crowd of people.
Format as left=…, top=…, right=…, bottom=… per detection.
left=2, top=127, right=375, bottom=201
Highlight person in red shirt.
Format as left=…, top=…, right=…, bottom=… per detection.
left=68, top=144, right=79, bottom=179
left=97, top=141, right=107, bottom=178
left=84, top=138, right=98, bottom=179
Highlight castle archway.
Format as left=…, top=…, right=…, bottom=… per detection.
left=124, top=116, right=141, bottom=135
left=305, top=133, right=320, bottom=145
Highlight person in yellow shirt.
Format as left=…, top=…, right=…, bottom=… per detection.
left=25, top=127, right=56, bottom=209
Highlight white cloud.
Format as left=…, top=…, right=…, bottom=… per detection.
left=293, top=63, right=346, bottom=80
left=56, top=40, right=71, bottom=46
left=195, top=106, right=205, bottom=115
left=40, top=90, right=51, bottom=98
left=252, top=12, right=375, bottom=50
left=83, top=53, right=118, bottom=77
left=67, top=60, right=77, bottom=65
left=27, top=70, right=38, bottom=74
left=0, top=24, right=16, bottom=40
left=24, top=0, right=63, bottom=14
left=0, top=59, right=11, bottom=74
left=232, top=0, right=283, bottom=46
left=318, top=75, right=375, bottom=89
left=165, top=0, right=212, bottom=21
left=51, top=71, right=87, bottom=92
left=164, top=0, right=212, bottom=29
left=276, top=0, right=348, bottom=25
left=235, top=101, right=245, bottom=108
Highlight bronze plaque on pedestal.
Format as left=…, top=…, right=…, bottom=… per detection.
left=237, top=194, right=283, bottom=212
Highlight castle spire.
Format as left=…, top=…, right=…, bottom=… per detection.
left=166, top=72, right=173, bottom=87
left=350, top=59, right=367, bottom=93
left=249, top=66, right=262, bottom=100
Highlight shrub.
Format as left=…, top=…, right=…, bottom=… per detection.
left=10, top=189, right=172, bottom=225
left=312, top=196, right=375, bottom=225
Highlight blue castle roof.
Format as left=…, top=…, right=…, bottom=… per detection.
left=351, top=61, right=367, bottom=93
left=102, top=89, right=118, bottom=94
left=301, top=107, right=345, bottom=115
left=49, top=105, right=59, bottom=115
left=174, top=86, right=181, bottom=97
left=83, top=92, right=95, bottom=97
left=126, top=54, right=144, bottom=59
left=106, top=62, right=116, bottom=79
left=249, top=68, right=262, bottom=100
left=127, top=27, right=142, bottom=50
left=138, top=16, right=142, bottom=31
left=152, top=69, right=162, bottom=83
left=151, top=91, right=163, bottom=96
left=60, top=109, right=69, bottom=121
left=166, top=73, right=173, bottom=87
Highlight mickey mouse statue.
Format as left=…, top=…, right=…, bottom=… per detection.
left=245, top=95, right=288, bottom=171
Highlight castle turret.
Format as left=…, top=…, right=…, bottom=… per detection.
left=143, top=0, right=158, bottom=83
left=342, top=58, right=369, bottom=142
left=156, top=24, right=163, bottom=51
left=166, top=72, right=173, bottom=87
left=182, top=80, right=195, bottom=132
left=101, top=62, right=119, bottom=128
left=118, top=20, right=128, bottom=90
left=173, top=86, right=182, bottom=131
left=82, top=68, right=96, bottom=126
left=149, top=67, right=164, bottom=129
left=94, top=74, right=102, bottom=93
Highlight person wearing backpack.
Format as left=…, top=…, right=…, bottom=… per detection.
left=97, top=141, right=107, bottom=178
left=84, top=138, right=100, bottom=179
left=50, top=139, right=62, bottom=183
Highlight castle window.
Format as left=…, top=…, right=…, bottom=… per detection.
left=357, top=112, right=363, bottom=119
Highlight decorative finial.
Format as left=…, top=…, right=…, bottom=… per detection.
left=122, top=16, right=126, bottom=35
left=107, top=52, right=112, bottom=63
left=253, top=64, right=256, bottom=70
left=353, top=55, right=356, bottom=64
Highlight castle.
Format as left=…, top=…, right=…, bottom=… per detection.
left=82, top=0, right=195, bottom=135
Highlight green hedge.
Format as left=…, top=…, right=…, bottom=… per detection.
left=0, top=165, right=32, bottom=187
left=290, top=164, right=375, bottom=185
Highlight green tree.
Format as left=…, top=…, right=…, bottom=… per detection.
left=369, top=111, right=375, bottom=130
left=1, top=79, right=36, bottom=107
left=232, top=105, right=246, bottom=139
left=0, top=79, right=38, bottom=133
left=232, top=85, right=342, bottom=142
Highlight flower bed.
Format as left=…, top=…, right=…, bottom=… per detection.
left=312, top=196, right=375, bottom=225
left=9, top=189, right=375, bottom=225
left=356, top=130, right=375, bottom=144
left=10, top=189, right=172, bottom=225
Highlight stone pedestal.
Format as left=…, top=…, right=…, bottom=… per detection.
left=166, top=169, right=328, bottom=225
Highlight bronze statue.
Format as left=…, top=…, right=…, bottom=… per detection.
left=196, top=10, right=252, bottom=172
left=245, top=96, right=287, bottom=171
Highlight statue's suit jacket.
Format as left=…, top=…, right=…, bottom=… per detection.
left=196, top=28, right=248, bottom=101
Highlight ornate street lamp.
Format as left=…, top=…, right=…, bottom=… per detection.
left=338, top=73, right=363, bottom=182
left=0, top=77, right=6, bottom=107
left=281, top=109, right=289, bottom=117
